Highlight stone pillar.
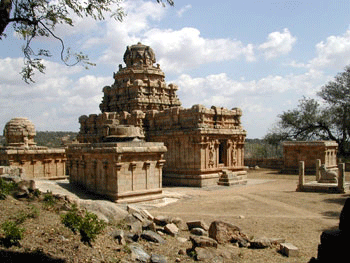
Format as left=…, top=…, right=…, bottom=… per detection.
left=144, top=161, right=151, bottom=189
left=338, top=163, right=345, bottom=193
left=297, top=161, right=305, bottom=191
left=316, top=159, right=321, bottom=182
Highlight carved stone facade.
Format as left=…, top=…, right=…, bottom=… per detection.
left=0, top=118, right=66, bottom=179
left=282, top=141, right=338, bottom=174
left=72, top=43, right=247, bottom=188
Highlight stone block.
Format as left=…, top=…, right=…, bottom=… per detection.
left=280, top=243, right=299, bottom=257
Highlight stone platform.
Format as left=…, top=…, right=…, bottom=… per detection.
left=217, top=170, right=247, bottom=186
left=299, top=181, right=350, bottom=193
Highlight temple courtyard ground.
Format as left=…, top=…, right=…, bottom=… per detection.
left=29, top=169, right=350, bottom=262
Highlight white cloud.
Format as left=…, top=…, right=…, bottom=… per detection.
left=309, top=30, right=350, bottom=70
left=0, top=58, right=110, bottom=132
left=177, top=4, right=192, bottom=17
left=143, top=27, right=256, bottom=73
left=258, top=28, right=297, bottom=59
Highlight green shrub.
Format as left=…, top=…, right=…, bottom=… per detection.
left=79, top=211, right=106, bottom=245
left=42, top=191, right=57, bottom=209
left=61, top=205, right=82, bottom=234
left=0, top=178, right=16, bottom=200
left=1, top=220, right=25, bottom=247
left=61, top=206, right=106, bottom=246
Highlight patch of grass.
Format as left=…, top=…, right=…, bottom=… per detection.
left=15, top=205, right=40, bottom=224
left=1, top=220, right=25, bottom=247
left=42, top=191, right=57, bottom=209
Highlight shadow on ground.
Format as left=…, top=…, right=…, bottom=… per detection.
left=0, top=249, right=66, bottom=262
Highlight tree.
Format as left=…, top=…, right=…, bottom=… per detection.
left=266, top=66, right=350, bottom=157
left=0, top=0, right=174, bottom=83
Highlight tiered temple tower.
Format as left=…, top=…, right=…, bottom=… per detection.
left=100, top=42, right=181, bottom=113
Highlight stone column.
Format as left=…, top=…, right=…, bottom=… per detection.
left=130, top=162, right=137, bottom=191
left=297, top=161, right=305, bottom=191
left=144, top=161, right=151, bottom=189
left=338, top=163, right=345, bottom=193
left=316, top=159, right=321, bottom=182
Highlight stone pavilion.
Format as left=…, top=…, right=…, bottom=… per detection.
left=69, top=42, right=247, bottom=192
left=0, top=117, right=67, bottom=179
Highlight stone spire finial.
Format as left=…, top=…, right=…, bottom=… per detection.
left=3, top=117, right=36, bottom=147
left=123, top=42, right=156, bottom=68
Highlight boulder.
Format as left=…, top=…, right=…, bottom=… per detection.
left=190, top=228, right=208, bottom=236
left=129, top=244, right=150, bottom=262
left=111, top=229, right=126, bottom=245
left=249, top=237, right=272, bottom=249
left=208, top=220, right=248, bottom=244
left=190, top=235, right=218, bottom=248
left=150, top=254, right=167, bottom=263
left=164, top=223, right=179, bottom=237
left=187, top=220, right=209, bottom=231
left=141, top=230, right=166, bottom=244
left=154, top=215, right=171, bottom=226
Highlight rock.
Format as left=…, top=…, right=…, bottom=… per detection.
left=150, top=254, right=167, bottom=263
left=178, top=249, right=186, bottom=255
left=190, top=235, right=218, bottom=248
left=132, top=212, right=145, bottom=223
left=249, top=237, right=271, bottom=249
left=186, top=220, right=209, bottom=231
left=127, top=204, right=141, bottom=215
left=129, top=244, right=150, bottom=262
left=164, top=223, right=179, bottom=236
left=172, top=217, right=187, bottom=230
left=140, top=209, right=154, bottom=221
left=176, top=237, right=188, bottom=243
left=111, top=229, right=125, bottom=245
left=208, top=220, right=248, bottom=244
left=141, top=230, right=166, bottom=244
left=154, top=215, right=171, bottom=226
left=231, top=235, right=250, bottom=248
left=269, top=237, right=286, bottom=246
left=190, top=228, right=207, bottom=236
left=128, top=221, right=143, bottom=235
left=142, top=220, right=157, bottom=232
left=125, top=232, right=139, bottom=243
left=279, top=243, right=299, bottom=257
left=195, top=247, right=216, bottom=261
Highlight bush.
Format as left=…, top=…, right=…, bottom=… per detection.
left=0, top=178, right=17, bottom=200
left=42, top=191, right=57, bottom=209
left=1, top=220, right=25, bottom=247
left=61, top=206, right=106, bottom=246
left=79, top=211, right=106, bottom=245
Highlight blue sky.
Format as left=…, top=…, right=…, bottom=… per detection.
left=1, top=0, right=350, bottom=138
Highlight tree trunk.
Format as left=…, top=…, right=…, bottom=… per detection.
left=0, top=0, right=12, bottom=37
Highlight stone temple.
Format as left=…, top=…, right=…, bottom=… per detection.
left=67, top=42, right=247, bottom=202
left=0, top=117, right=67, bottom=179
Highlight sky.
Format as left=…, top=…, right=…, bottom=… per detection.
left=1, top=0, right=350, bottom=138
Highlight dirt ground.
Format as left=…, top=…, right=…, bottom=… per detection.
left=146, top=169, right=350, bottom=262
left=1, top=169, right=349, bottom=262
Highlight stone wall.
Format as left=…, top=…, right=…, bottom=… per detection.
left=282, top=141, right=338, bottom=174
left=67, top=142, right=166, bottom=203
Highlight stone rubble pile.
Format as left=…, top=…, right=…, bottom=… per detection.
left=110, top=205, right=298, bottom=262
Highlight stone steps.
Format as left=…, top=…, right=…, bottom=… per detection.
left=217, top=170, right=247, bottom=186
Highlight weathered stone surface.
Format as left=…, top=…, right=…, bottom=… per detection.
left=186, top=220, right=209, bottom=231
left=142, top=220, right=157, bottom=232
left=190, top=235, right=218, bottom=248
left=111, top=229, right=125, bottom=245
left=129, top=244, right=150, bottom=262
left=280, top=243, right=299, bottom=257
left=190, top=228, right=208, bottom=236
left=141, top=230, right=166, bottom=244
left=208, top=220, right=248, bottom=245
left=164, top=223, right=179, bottom=236
left=154, top=216, right=171, bottom=226
left=140, top=209, right=154, bottom=221
left=150, top=254, right=167, bottom=263
left=249, top=237, right=272, bottom=249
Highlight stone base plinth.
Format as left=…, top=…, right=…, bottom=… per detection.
left=297, top=181, right=350, bottom=193
left=67, top=141, right=166, bottom=203
left=163, top=173, right=220, bottom=187
left=217, top=170, right=247, bottom=186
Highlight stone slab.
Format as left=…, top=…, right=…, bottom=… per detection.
left=280, top=243, right=299, bottom=257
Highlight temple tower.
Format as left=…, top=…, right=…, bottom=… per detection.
left=100, top=42, right=181, bottom=113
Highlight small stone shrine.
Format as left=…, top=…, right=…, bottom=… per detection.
left=0, top=117, right=66, bottom=179
left=282, top=141, right=338, bottom=174
left=69, top=42, right=247, bottom=192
